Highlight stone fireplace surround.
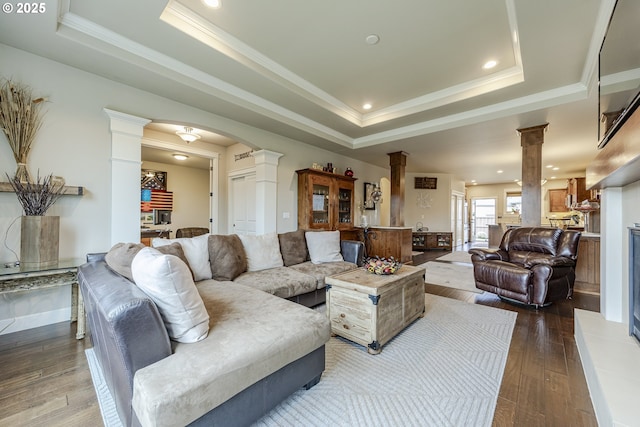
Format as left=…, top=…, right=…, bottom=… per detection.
left=576, top=105, right=640, bottom=426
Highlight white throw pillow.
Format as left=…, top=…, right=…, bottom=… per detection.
left=152, top=234, right=212, bottom=281
left=305, top=231, right=344, bottom=264
left=132, top=247, right=209, bottom=343
left=238, top=233, right=284, bottom=272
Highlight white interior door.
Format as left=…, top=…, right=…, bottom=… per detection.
left=230, top=173, right=256, bottom=235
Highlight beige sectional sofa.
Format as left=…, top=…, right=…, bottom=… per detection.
left=79, top=230, right=364, bottom=426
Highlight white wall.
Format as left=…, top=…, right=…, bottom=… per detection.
left=0, top=43, right=389, bottom=333
left=404, top=173, right=464, bottom=232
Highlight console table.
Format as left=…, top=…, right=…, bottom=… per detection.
left=412, top=231, right=453, bottom=251
left=0, top=259, right=85, bottom=339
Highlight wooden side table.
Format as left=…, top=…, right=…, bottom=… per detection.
left=0, top=259, right=85, bottom=339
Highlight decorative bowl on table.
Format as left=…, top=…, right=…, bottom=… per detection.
left=364, top=257, right=402, bottom=275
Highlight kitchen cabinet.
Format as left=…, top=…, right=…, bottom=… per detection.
left=549, top=188, right=569, bottom=212
left=412, top=231, right=453, bottom=251
left=567, top=177, right=594, bottom=207
left=297, top=168, right=356, bottom=231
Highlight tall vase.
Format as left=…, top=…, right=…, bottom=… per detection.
left=20, top=216, right=60, bottom=268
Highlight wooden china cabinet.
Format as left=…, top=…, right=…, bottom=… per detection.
left=297, top=168, right=356, bottom=230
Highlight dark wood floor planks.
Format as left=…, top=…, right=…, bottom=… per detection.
left=0, top=248, right=599, bottom=426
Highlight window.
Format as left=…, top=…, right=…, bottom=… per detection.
left=506, top=191, right=522, bottom=214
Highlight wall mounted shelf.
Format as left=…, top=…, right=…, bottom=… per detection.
left=0, top=182, right=84, bottom=195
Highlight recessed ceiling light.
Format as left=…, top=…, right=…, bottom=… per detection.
left=551, top=176, right=557, bottom=179
left=514, top=179, right=519, bottom=182
left=552, top=167, right=559, bottom=171
left=497, top=170, right=503, bottom=174
left=363, top=103, right=372, bottom=110
left=471, top=180, right=476, bottom=183
left=546, top=164, right=553, bottom=168
left=203, top=0, right=221, bottom=8
left=483, top=60, right=497, bottom=70
left=173, top=154, right=188, bottom=161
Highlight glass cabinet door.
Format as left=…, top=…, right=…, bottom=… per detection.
left=337, top=186, right=352, bottom=226
left=312, top=183, right=330, bottom=225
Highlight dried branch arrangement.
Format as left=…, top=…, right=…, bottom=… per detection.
left=6, top=172, right=65, bottom=216
left=0, top=78, right=46, bottom=183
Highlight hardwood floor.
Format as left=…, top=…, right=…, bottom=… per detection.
left=0, top=248, right=599, bottom=426
left=418, top=247, right=599, bottom=427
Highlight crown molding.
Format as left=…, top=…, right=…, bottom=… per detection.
left=160, top=0, right=362, bottom=126
left=57, top=11, right=354, bottom=148
left=59, top=3, right=594, bottom=152
left=362, top=66, right=524, bottom=126
left=353, top=82, right=588, bottom=148
left=161, top=0, right=526, bottom=128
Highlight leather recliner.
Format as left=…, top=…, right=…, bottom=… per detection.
left=469, top=227, right=581, bottom=307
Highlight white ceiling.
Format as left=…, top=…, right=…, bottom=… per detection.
left=0, top=0, right=625, bottom=184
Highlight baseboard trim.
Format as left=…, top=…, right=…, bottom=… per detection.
left=0, top=308, right=71, bottom=335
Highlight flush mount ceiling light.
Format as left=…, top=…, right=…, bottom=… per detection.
left=173, top=154, right=188, bottom=161
left=203, top=0, right=221, bottom=8
left=176, top=127, right=201, bottom=143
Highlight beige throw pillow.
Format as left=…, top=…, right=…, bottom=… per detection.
left=208, top=234, right=247, bottom=281
left=278, top=229, right=308, bottom=266
left=132, top=247, right=209, bottom=343
left=238, top=233, right=284, bottom=271
left=105, top=242, right=145, bottom=282
left=305, top=231, right=344, bottom=264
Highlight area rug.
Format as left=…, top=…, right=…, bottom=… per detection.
left=86, top=349, right=123, bottom=427
left=419, top=261, right=482, bottom=294
left=86, top=294, right=515, bottom=427
left=436, top=251, right=472, bottom=264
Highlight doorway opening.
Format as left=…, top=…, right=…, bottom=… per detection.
left=471, top=197, right=496, bottom=244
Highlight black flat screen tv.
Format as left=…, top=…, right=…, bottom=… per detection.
left=598, top=0, right=640, bottom=148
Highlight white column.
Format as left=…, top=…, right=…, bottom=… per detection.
left=104, top=109, right=150, bottom=246
left=253, top=150, right=283, bottom=234
left=600, top=187, right=624, bottom=322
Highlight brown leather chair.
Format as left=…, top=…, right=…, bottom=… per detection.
left=175, top=227, right=209, bottom=238
left=469, top=227, right=581, bottom=307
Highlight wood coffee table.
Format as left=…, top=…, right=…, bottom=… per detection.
left=325, top=264, right=425, bottom=354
